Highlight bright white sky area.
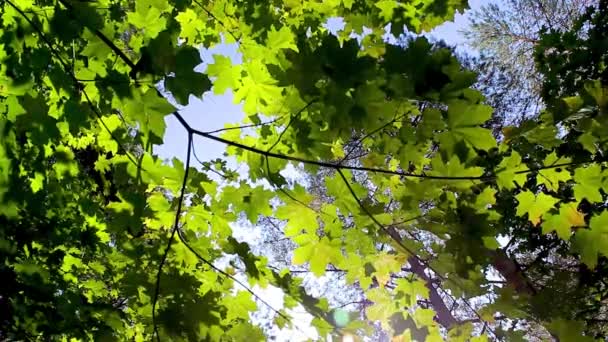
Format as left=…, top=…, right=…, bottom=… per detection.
left=155, top=1, right=487, bottom=340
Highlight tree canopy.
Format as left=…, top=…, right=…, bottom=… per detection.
left=1, top=0, right=607, bottom=341
left=461, top=0, right=594, bottom=128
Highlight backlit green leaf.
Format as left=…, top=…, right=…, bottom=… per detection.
left=515, top=190, right=559, bottom=226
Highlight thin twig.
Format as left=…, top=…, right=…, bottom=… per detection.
left=152, top=132, right=193, bottom=342
left=202, top=116, right=284, bottom=134
left=339, top=107, right=409, bottom=164
left=191, top=0, right=241, bottom=43
left=287, top=268, right=345, bottom=274
left=264, top=156, right=330, bottom=216
left=335, top=300, right=369, bottom=309
left=191, top=139, right=228, bottom=179
left=175, top=228, right=297, bottom=330
left=267, top=99, right=316, bottom=153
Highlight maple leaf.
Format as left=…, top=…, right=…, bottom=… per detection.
left=266, top=26, right=299, bottom=53
left=371, top=253, right=406, bottom=286
left=276, top=201, right=319, bottom=236
left=541, top=202, right=585, bottom=240
left=29, top=172, right=44, bottom=193
left=127, top=0, right=168, bottom=39
left=121, top=89, right=176, bottom=140
left=496, top=151, right=528, bottom=190
left=573, top=211, right=608, bottom=268
left=206, top=54, right=242, bottom=94
left=173, top=241, right=198, bottom=268
left=325, top=170, right=366, bottom=212
left=428, top=155, right=484, bottom=189
left=365, top=287, right=397, bottom=325
left=536, top=152, right=572, bottom=192
left=439, top=100, right=496, bottom=151
left=547, top=319, right=596, bottom=342
left=376, top=1, right=400, bottom=21
left=233, top=60, right=283, bottom=115
left=573, top=164, right=603, bottom=203
left=344, top=254, right=374, bottom=289
left=413, top=308, right=436, bottom=328
left=395, top=278, right=429, bottom=307
left=221, top=291, right=257, bottom=321
left=515, top=190, right=559, bottom=226
left=292, top=237, right=342, bottom=276
left=176, top=8, right=203, bottom=42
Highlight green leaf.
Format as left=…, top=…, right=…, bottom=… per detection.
left=428, top=155, right=484, bottom=189
left=81, top=28, right=112, bottom=60
left=266, top=26, right=299, bottom=53
left=4, top=95, right=26, bottom=121
left=584, top=79, right=608, bottom=110
left=222, top=185, right=274, bottom=223
left=440, top=100, right=496, bottom=151
left=30, top=172, right=44, bottom=193
left=206, top=55, right=242, bottom=94
left=371, top=253, right=406, bottom=285
left=412, top=308, right=435, bottom=328
left=573, top=164, right=603, bottom=203
left=146, top=192, right=174, bottom=230
left=127, top=0, right=167, bottom=39
left=417, top=107, right=446, bottom=139
left=496, top=151, right=528, bottom=190
left=515, top=190, right=559, bottom=226
left=395, top=278, right=429, bottom=307
left=173, top=241, right=199, bottom=267
left=122, top=89, right=176, bottom=141
left=375, top=1, right=399, bottom=21
left=176, top=9, right=204, bottom=42
left=547, top=319, right=595, bottom=342
left=276, top=201, right=318, bottom=237
left=536, top=152, right=571, bottom=192
left=292, top=237, right=341, bottom=276
left=474, top=187, right=497, bottom=209
left=233, top=60, right=283, bottom=115
left=577, top=132, right=597, bottom=153
left=521, top=123, right=561, bottom=149
left=222, top=291, right=257, bottom=321
left=365, top=287, right=396, bottom=324
left=573, top=211, right=608, bottom=269
left=325, top=171, right=366, bottom=212
left=165, top=47, right=211, bottom=105
left=541, top=202, right=585, bottom=240
left=165, top=73, right=211, bottom=105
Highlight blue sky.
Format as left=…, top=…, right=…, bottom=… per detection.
left=155, top=0, right=484, bottom=164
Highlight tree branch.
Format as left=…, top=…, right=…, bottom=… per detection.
left=57, top=0, right=137, bottom=70
left=490, top=249, right=536, bottom=295
left=409, top=256, right=459, bottom=329
left=172, top=112, right=589, bottom=181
